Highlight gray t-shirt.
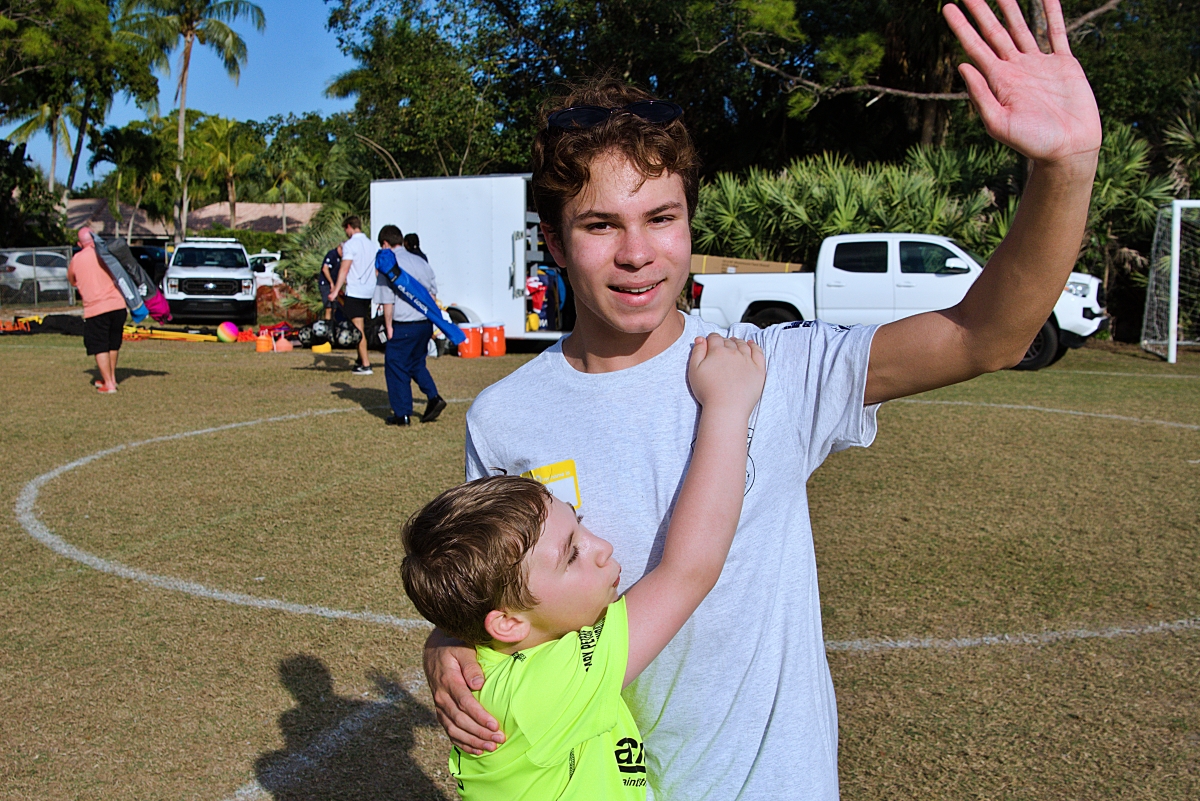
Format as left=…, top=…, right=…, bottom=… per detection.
left=374, top=247, right=438, bottom=322
left=464, top=312, right=878, bottom=801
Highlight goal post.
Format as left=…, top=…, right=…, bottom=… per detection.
left=1142, top=200, right=1200, bottom=363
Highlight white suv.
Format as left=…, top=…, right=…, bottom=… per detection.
left=163, top=238, right=257, bottom=324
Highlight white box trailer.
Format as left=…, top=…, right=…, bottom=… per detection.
left=370, top=174, right=567, bottom=340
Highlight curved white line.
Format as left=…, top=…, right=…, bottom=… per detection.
left=15, top=401, right=1198, bottom=656
left=14, top=407, right=436, bottom=630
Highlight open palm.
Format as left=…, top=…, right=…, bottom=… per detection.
left=944, top=0, right=1102, bottom=164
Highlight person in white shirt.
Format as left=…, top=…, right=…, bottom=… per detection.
left=373, top=224, right=447, bottom=426
left=424, top=2, right=1104, bottom=798
left=327, top=215, right=378, bottom=375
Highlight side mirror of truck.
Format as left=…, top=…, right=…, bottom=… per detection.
left=940, top=257, right=971, bottom=274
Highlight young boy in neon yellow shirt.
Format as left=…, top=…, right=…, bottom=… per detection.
left=402, top=332, right=765, bottom=799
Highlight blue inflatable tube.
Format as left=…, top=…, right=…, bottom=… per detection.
left=375, top=249, right=465, bottom=345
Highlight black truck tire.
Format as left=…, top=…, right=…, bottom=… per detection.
left=1014, top=319, right=1059, bottom=371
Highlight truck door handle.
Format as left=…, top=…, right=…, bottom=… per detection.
left=826, top=281, right=844, bottom=288
left=896, top=281, right=915, bottom=288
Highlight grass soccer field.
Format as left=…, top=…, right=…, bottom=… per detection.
left=1, top=334, right=1197, bottom=800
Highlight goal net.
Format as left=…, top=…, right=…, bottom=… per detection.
left=1142, top=201, right=1200, bottom=362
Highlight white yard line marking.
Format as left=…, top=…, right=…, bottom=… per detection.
left=221, top=675, right=429, bottom=801
left=825, top=616, right=1200, bottom=652
left=14, top=399, right=1198, bottom=673
left=12, top=406, right=471, bottom=630
left=896, top=399, right=1200, bottom=430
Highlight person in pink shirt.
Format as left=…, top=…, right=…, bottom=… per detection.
left=68, top=227, right=128, bottom=394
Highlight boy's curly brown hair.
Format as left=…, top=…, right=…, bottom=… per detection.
left=531, top=77, right=700, bottom=236
left=401, top=476, right=551, bottom=644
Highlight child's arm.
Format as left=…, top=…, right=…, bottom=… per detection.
left=622, top=333, right=765, bottom=687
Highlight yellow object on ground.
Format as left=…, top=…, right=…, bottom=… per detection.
left=311, top=342, right=332, bottom=354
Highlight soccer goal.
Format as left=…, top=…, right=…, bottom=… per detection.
left=1142, top=200, right=1200, bottom=363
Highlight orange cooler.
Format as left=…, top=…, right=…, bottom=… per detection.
left=458, top=324, right=483, bottom=358
left=482, top=322, right=505, bottom=357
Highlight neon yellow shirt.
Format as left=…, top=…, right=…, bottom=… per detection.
left=449, top=597, right=646, bottom=800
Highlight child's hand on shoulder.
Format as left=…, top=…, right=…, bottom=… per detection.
left=687, top=333, right=766, bottom=416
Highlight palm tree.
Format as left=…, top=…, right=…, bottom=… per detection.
left=197, top=115, right=261, bottom=228
left=3, top=95, right=80, bottom=191
left=89, top=124, right=170, bottom=239
left=261, top=145, right=312, bottom=234
left=120, top=0, right=265, bottom=240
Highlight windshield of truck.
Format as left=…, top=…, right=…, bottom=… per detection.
left=172, top=248, right=248, bottom=268
left=950, top=240, right=990, bottom=269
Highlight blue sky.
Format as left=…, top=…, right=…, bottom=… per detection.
left=4, top=0, right=357, bottom=187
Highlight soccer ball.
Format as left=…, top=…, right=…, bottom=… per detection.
left=334, top=321, right=361, bottom=348
left=310, top=319, right=330, bottom=344
left=296, top=325, right=313, bottom=347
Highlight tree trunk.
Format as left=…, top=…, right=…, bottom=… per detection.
left=228, top=177, right=237, bottom=229
left=128, top=188, right=143, bottom=241
left=48, top=111, right=59, bottom=191
left=1029, top=0, right=1052, bottom=53
left=67, top=88, right=93, bottom=191
left=281, top=198, right=287, bottom=234
left=182, top=179, right=190, bottom=240
left=174, top=32, right=195, bottom=243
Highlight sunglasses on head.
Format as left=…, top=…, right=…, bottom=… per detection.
left=547, top=100, right=684, bottom=131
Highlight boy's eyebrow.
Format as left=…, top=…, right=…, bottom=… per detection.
left=571, top=201, right=683, bottom=225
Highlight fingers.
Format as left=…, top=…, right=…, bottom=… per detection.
left=958, top=0, right=1019, bottom=60
left=943, top=3, right=1000, bottom=71
left=957, top=63, right=1006, bottom=132
left=689, top=336, right=708, bottom=371
left=994, top=0, right=1040, bottom=54
left=1043, top=0, right=1071, bottom=54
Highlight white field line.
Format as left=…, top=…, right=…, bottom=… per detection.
left=12, top=405, right=481, bottom=631
left=896, top=398, right=1200, bottom=431
left=14, top=401, right=1199, bottom=660
left=224, top=675, right=428, bottom=801
left=825, top=616, right=1200, bottom=652
left=1057, top=370, right=1200, bottom=379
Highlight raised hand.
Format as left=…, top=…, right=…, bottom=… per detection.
left=944, top=0, right=1102, bottom=166
left=687, top=334, right=766, bottom=418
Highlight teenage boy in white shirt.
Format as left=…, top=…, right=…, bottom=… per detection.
left=427, top=1, right=1102, bottom=798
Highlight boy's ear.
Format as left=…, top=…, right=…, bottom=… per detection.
left=484, top=609, right=530, bottom=644
left=541, top=224, right=568, bottom=265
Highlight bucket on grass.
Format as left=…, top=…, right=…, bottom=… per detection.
left=458, top=323, right=483, bottom=358
left=482, top=322, right=505, bottom=357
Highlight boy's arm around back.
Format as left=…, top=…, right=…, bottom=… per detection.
left=622, top=334, right=766, bottom=687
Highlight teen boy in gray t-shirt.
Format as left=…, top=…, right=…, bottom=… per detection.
left=426, top=3, right=1103, bottom=796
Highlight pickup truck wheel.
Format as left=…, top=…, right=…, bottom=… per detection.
left=745, top=307, right=800, bottom=329
left=1014, top=320, right=1059, bottom=371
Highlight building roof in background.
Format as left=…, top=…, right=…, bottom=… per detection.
left=67, top=198, right=167, bottom=239
left=187, top=202, right=322, bottom=234
left=66, top=199, right=323, bottom=239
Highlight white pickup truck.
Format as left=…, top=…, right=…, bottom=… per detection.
left=689, top=233, right=1108, bottom=370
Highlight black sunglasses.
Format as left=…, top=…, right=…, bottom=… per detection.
left=547, top=100, right=684, bottom=130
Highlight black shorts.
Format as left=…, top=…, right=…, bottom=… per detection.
left=342, top=295, right=371, bottom=320
left=319, top=280, right=332, bottom=308
left=83, top=308, right=127, bottom=355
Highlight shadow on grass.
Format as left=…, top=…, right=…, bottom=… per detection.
left=84, top=367, right=169, bottom=386
left=294, top=353, right=358, bottom=373
left=330, top=382, right=391, bottom=420
left=255, top=655, right=447, bottom=801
